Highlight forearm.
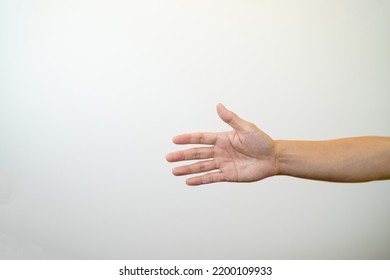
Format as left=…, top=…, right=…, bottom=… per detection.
left=275, top=136, right=390, bottom=182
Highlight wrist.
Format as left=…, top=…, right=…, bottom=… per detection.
left=274, top=140, right=286, bottom=176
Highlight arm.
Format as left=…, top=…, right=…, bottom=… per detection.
left=276, top=137, right=390, bottom=182
left=166, top=103, right=390, bottom=186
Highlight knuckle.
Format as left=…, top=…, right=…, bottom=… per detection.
left=195, top=148, right=202, bottom=159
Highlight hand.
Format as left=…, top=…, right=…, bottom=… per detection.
left=166, top=103, right=278, bottom=186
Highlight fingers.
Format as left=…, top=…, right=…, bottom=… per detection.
left=172, top=160, right=217, bottom=176
left=167, top=103, right=251, bottom=186
left=166, top=147, right=214, bottom=162
left=216, top=103, right=251, bottom=132
left=172, top=132, right=217, bottom=145
left=171, top=161, right=226, bottom=186
left=186, top=171, right=225, bottom=186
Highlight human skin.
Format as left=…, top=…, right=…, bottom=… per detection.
left=166, top=103, right=390, bottom=186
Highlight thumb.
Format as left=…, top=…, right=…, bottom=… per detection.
left=216, top=103, right=251, bottom=132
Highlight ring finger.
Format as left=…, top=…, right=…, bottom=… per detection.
left=172, top=160, right=217, bottom=176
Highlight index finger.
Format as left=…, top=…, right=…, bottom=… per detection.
left=173, top=132, right=217, bottom=145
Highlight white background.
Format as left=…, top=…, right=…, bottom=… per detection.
left=0, top=0, right=389, bottom=259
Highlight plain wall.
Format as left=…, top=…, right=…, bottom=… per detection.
left=0, top=0, right=389, bottom=259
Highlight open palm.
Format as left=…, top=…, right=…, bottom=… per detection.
left=166, top=104, right=278, bottom=186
